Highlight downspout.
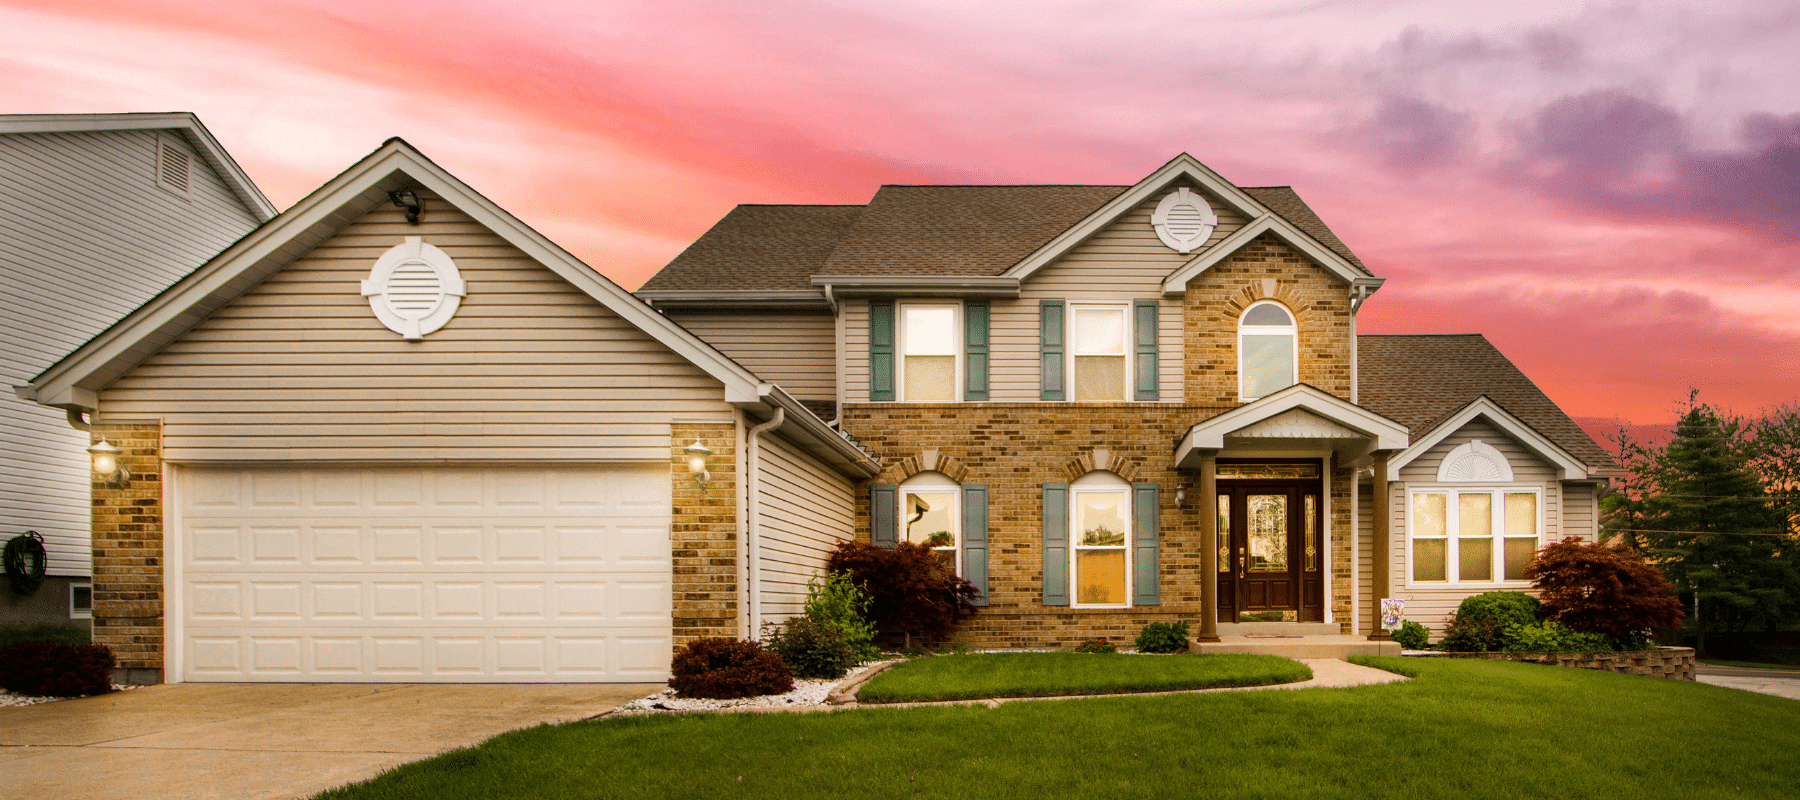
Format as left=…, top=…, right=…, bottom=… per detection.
left=745, top=407, right=785, bottom=635
left=67, top=408, right=91, bottom=432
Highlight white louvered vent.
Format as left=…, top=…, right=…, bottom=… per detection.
left=157, top=135, right=191, bottom=194
left=362, top=236, right=467, bottom=341
left=1437, top=439, right=1516, bottom=482
left=1151, top=187, right=1218, bottom=253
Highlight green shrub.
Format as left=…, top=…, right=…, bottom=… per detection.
left=0, top=640, right=114, bottom=697
left=1438, top=614, right=1503, bottom=652
left=766, top=617, right=859, bottom=680
left=1134, top=621, right=1190, bottom=654
left=826, top=541, right=981, bottom=646
left=803, top=571, right=878, bottom=658
left=0, top=625, right=90, bottom=647
left=1439, top=592, right=1540, bottom=651
left=1074, top=639, right=1117, bottom=654
left=1392, top=620, right=1431, bottom=650
left=1500, top=621, right=1614, bottom=653
left=668, top=638, right=794, bottom=699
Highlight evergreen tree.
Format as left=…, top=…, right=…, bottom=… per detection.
left=1634, top=396, right=1795, bottom=651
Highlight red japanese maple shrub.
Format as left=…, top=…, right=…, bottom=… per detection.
left=1524, top=536, right=1685, bottom=646
left=825, top=541, right=981, bottom=646
left=668, top=638, right=794, bottom=699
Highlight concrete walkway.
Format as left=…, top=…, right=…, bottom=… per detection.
left=1696, top=664, right=1800, bottom=701
left=0, top=682, right=657, bottom=800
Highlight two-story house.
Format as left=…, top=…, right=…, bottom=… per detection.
left=641, top=153, right=1617, bottom=646
left=28, top=143, right=1613, bottom=685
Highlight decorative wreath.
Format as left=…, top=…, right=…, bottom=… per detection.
left=4, top=531, right=47, bottom=596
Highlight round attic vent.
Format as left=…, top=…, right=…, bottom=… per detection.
left=1437, top=439, right=1515, bottom=482
left=1151, top=187, right=1219, bottom=253
left=362, top=236, right=466, bottom=341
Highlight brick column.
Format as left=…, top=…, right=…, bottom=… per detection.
left=1367, top=451, right=1392, bottom=641
left=90, top=423, right=164, bottom=684
left=670, top=424, right=739, bottom=648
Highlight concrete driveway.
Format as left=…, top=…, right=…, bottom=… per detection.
left=0, top=682, right=659, bottom=799
left=1696, top=664, right=1800, bottom=701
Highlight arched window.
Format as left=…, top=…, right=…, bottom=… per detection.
left=1070, top=471, right=1131, bottom=607
left=1238, top=301, right=1296, bottom=401
left=900, top=472, right=960, bottom=573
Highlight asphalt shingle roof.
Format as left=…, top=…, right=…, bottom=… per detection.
left=1357, top=334, right=1614, bottom=470
left=640, top=183, right=1366, bottom=291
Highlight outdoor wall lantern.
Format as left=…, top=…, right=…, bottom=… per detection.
left=684, top=439, right=713, bottom=490
left=1175, top=484, right=1188, bottom=507
left=88, top=438, right=129, bottom=487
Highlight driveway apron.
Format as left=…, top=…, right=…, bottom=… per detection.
left=0, top=682, right=658, bottom=799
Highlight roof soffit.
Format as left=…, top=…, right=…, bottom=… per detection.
left=31, top=139, right=765, bottom=407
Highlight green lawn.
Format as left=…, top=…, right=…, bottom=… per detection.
left=857, top=652, right=1310, bottom=702
left=1700, top=658, right=1800, bottom=671
left=316, top=656, right=1800, bottom=800
left=0, top=625, right=90, bottom=647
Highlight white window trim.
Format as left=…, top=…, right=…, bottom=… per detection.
left=70, top=581, right=93, bottom=620
left=1237, top=300, right=1298, bottom=402
left=1070, top=476, right=1133, bottom=609
left=1405, top=484, right=1545, bottom=587
left=900, top=473, right=961, bottom=576
left=1066, top=302, right=1133, bottom=402
left=897, top=301, right=962, bottom=403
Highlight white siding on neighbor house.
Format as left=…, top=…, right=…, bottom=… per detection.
left=755, top=432, right=856, bottom=628
left=100, top=191, right=734, bottom=462
left=665, top=311, right=836, bottom=403
left=842, top=186, right=1245, bottom=403
left=1371, top=418, right=1575, bottom=634
left=1, top=129, right=263, bottom=575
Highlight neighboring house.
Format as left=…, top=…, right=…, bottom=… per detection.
left=27, top=143, right=1617, bottom=685
left=2, top=113, right=273, bottom=628
left=640, top=153, right=1618, bottom=646
left=27, top=139, right=877, bottom=684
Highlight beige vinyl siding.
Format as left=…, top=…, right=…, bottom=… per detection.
left=1561, top=483, right=1598, bottom=543
left=1, top=129, right=262, bottom=575
left=842, top=186, right=1244, bottom=402
left=1382, top=419, right=1566, bottom=633
left=101, top=191, right=733, bottom=462
left=755, top=432, right=856, bottom=627
left=666, top=311, right=836, bottom=403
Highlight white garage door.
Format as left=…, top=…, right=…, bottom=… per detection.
left=174, top=464, right=672, bottom=683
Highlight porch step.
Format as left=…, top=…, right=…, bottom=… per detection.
left=1215, top=622, right=1343, bottom=636
left=1193, top=635, right=1402, bottom=659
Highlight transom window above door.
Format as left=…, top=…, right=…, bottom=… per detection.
left=901, top=304, right=959, bottom=402
left=1238, top=301, right=1297, bottom=401
left=1071, top=305, right=1129, bottom=401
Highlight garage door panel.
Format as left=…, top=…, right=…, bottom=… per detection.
left=180, top=464, right=672, bottom=682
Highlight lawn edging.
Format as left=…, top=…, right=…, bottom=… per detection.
left=1420, top=646, right=1695, bottom=680
left=854, top=652, right=1313, bottom=704
left=826, top=660, right=900, bottom=705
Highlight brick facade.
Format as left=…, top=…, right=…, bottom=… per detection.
left=840, top=404, right=1360, bottom=648
left=1184, top=233, right=1355, bottom=404
left=670, top=423, right=740, bottom=646
left=89, top=422, right=164, bottom=683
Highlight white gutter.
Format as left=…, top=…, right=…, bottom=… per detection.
left=745, top=407, right=785, bottom=635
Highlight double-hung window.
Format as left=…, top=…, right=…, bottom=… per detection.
left=1409, top=487, right=1541, bottom=583
left=1070, top=304, right=1129, bottom=401
left=1071, top=475, right=1131, bottom=606
left=900, top=303, right=959, bottom=402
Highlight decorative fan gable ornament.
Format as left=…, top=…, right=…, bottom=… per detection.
left=1437, top=439, right=1515, bottom=482
left=1151, top=187, right=1219, bottom=253
left=362, top=236, right=465, bottom=341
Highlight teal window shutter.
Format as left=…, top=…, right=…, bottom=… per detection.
left=1042, top=483, right=1069, bottom=606
left=964, top=302, right=990, bottom=401
left=871, top=484, right=898, bottom=548
left=869, top=302, right=895, bottom=401
left=962, top=484, right=989, bottom=606
left=1040, top=301, right=1065, bottom=401
left=1134, top=300, right=1159, bottom=401
left=1132, top=483, right=1160, bottom=606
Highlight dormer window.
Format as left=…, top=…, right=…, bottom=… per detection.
left=1238, top=301, right=1297, bottom=401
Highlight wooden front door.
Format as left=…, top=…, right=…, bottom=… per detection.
left=1216, top=481, right=1325, bottom=623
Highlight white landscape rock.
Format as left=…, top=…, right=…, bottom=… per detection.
left=618, top=661, right=890, bottom=713
left=0, top=684, right=136, bottom=708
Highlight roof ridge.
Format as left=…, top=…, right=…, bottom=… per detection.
left=875, top=183, right=1132, bottom=189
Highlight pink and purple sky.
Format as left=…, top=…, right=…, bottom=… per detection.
left=3, top=0, right=1796, bottom=434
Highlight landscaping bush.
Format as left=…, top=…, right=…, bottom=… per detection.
left=766, top=617, right=858, bottom=680
left=1438, top=614, right=1502, bottom=652
left=1526, top=536, right=1685, bottom=647
left=1134, top=621, right=1190, bottom=654
left=668, top=637, right=794, bottom=699
left=1392, top=620, right=1431, bottom=650
left=1074, top=639, right=1117, bottom=654
left=802, top=570, right=878, bottom=658
left=825, top=541, right=981, bottom=646
left=1500, top=621, right=1614, bottom=653
left=1438, top=592, right=1540, bottom=652
left=0, top=640, right=114, bottom=697
left=0, top=624, right=90, bottom=647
